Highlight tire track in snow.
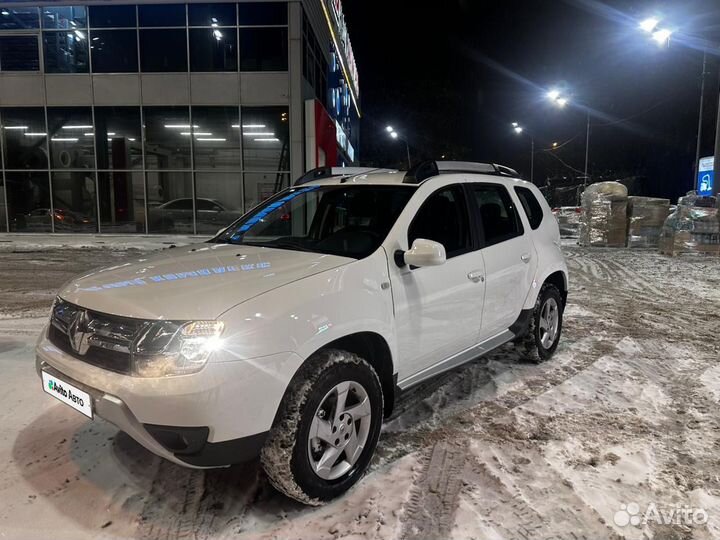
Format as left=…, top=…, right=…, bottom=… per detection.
left=136, top=461, right=207, bottom=540
left=399, top=441, right=467, bottom=540
left=606, top=259, right=667, bottom=298
left=454, top=448, right=621, bottom=540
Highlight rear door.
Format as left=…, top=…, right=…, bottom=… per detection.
left=468, top=182, right=537, bottom=340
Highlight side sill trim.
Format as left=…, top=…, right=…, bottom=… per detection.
left=396, top=329, right=514, bottom=390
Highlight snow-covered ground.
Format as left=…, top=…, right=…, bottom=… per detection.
left=1, top=239, right=719, bottom=539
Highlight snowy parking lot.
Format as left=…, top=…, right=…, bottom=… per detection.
left=1, top=239, right=720, bottom=539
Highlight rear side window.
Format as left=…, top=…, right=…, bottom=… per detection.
left=515, top=186, right=544, bottom=230
left=197, top=199, right=222, bottom=211
left=165, top=199, right=192, bottom=210
left=470, top=184, right=523, bottom=247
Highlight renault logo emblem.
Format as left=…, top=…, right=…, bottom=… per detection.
left=68, top=310, right=91, bottom=355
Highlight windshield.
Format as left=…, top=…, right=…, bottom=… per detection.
left=212, top=185, right=416, bottom=259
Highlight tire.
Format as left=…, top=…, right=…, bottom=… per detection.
left=260, top=349, right=384, bottom=505
left=515, top=283, right=564, bottom=363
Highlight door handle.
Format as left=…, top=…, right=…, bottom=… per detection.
left=467, top=270, right=484, bottom=283
left=521, top=253, right=531, bottom=263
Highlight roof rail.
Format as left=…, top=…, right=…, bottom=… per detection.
left=402, top=161, right=439, bottom=184
left=402, top=160, right=520, bottom=184
left=294, top=166, right=335, bottom=186
left=294, top=167, right=390, bottom=186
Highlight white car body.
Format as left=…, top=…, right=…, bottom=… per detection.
left=36, top=163, right=568, bottom=469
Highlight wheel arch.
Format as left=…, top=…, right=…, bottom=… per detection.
left=319, top=332, right=396, bottom=418
left=524, top=267, right=568, bottom=310
left=271, top=332, right=396, bottom=424
left=544, top=270, right=568, bottom=307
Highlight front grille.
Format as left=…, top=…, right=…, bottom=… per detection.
left=48, top=299, right=147, bottom=375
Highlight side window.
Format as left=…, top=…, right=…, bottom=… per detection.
left=515, top=186, right=544, bottom=230
left=197, top=199, right=220, bottom=211
left=408, top=185, right=472, bottom=258
left=166, top=199, right=192, bottom=210
left=471, top=184, right=524, bottom=247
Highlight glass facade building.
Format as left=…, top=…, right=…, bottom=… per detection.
left=0, top=0, right=360, bottom=234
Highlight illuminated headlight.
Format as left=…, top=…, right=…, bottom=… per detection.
left=132, top=320, right=224, bottom=377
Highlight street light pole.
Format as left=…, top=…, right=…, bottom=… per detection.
left=712, top=63, right=720, bottom=198
left=547, top=89, right=591, bottom=185
left=393, top=134, right=412, bottom=169
left=694, top=51, right=708, bottom=182
left=584, top=110, right=590, bottom=187
left=713, top=86, right=720, bottom=197
left=386, top=126, right=412, bottom=169
left=639, top=19, right=717, bottom=195
left=512, top=123, right=533, bottom=182
left=530, top=137, right=535, bottom=184
left=403, top=138, right=412, bottom=169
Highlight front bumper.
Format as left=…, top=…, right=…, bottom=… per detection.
left=35, top=325, right=303, bottom=468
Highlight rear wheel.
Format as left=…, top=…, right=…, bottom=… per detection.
left=516, top=283, right=563, bottom=362
left=260, top=349, right=383, bottom=505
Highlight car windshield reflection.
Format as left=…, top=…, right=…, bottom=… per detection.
left=213, top=185, right=416, bottom=259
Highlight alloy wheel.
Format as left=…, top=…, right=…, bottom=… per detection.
left=539, top=297, right=560, bottom=349
left=307, top=380, right=372, bottom=481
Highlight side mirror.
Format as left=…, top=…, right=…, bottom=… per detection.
left=400, top=238, right=446, bottom=268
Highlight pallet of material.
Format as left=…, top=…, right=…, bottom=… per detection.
left=659, top=197, right=719, bottom=257
left=627, top=196, right=671, bottom=248
left=579, top=181, right=628, bottom=247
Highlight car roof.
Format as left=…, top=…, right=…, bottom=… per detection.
left=302, top=169, right=410, bottom=187
left=295, top=161, right=535, bottom=190
left=161, top=197, right=221, bottom=204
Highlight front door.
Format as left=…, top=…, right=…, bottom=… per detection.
left=390, top=184, right=486, bottom=383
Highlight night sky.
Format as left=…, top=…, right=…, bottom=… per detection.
left=343, top=0, right=720, bottom=201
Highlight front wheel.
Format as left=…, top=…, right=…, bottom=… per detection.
left=260, top=349, right=383, bottom=505
left=516, top=283, right=564, bottom=363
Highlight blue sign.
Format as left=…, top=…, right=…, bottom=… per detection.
left=698, top=171, right=714, bottom=196
left=698, top=156, right=714, bottom=196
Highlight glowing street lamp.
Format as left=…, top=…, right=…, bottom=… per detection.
left=651, top=28, right=673, bottom=46
left=385, top=125, right=394, bottom=133
left=638, top=15, right=673, bottom=46
left=639, top=17, right=659, bottom=33
left=547, top=89, right=569, bottom=108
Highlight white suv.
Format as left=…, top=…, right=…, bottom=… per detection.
left=36, top=161, right=568, bottom=505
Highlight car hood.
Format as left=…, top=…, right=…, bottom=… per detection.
left=59, top=243, right=354, bottom=320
